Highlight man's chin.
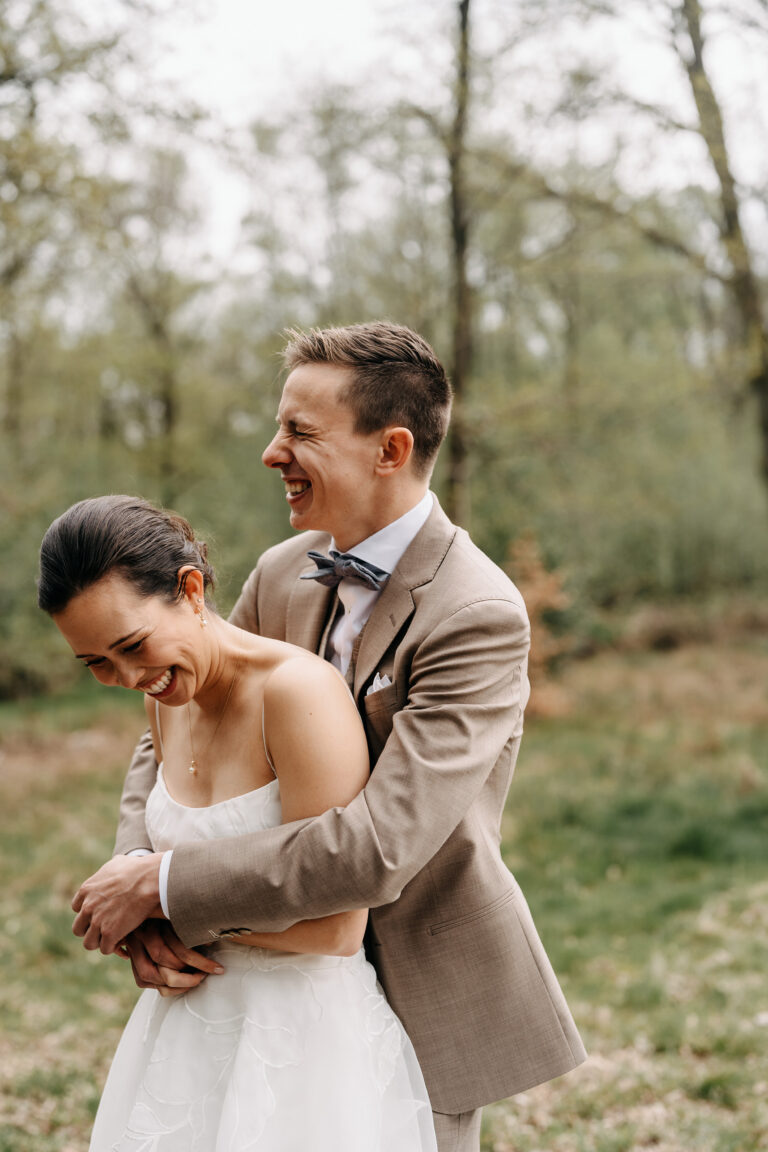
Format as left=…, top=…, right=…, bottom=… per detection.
left=289, top=507, right=316, bottom=532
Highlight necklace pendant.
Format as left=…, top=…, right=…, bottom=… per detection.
left=185, top=661, right=240, bottom=785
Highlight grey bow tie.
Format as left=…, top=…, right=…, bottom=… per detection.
left=301, top=550, right=390, bottom=591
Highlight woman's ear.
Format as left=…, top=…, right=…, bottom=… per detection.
left=177, top=565, right=205, bottom=604
left=375, top=426, right=414, bottom=474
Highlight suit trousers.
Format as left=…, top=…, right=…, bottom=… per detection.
left=432, top=1108, right=482, bottom=1152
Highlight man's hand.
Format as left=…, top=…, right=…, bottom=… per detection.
left=72, top=854, right=164, bottom=954
left=119, top=920, right=225, bottom=993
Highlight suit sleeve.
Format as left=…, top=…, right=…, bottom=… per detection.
left=167, top=595, right=530, bottom=946
left=113, top=727, right=157, bottom=854
left=111, top=562, right=264, bottom=855
left=227, top=563, right=262, bottom=634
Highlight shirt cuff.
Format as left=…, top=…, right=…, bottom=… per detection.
left=158, top=849, right=173, bottom=919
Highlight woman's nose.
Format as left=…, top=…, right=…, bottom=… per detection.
left=116, top=663, right=144, bottom=691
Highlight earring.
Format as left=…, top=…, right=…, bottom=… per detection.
left=195, top=598, right=208, bottom=628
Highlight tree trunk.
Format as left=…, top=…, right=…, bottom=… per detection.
left=445, top=0, right=473, bottom=528
left=127, top=272, right=178, bottom=503
left=2, top=323, right=23, bottom=460
left=158, top=355, right=177, bottom=505
left=678, top=0, right=768, bottom=485
left=561, top=221, right=582, bottom=426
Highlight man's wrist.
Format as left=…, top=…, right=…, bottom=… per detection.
left=137, top=852, right=165, bottom=920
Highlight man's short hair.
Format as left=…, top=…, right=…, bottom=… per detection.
left=282, top=321, right=452, bottom=477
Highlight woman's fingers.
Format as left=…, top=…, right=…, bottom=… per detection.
left=156, top=922, right=225, bottom=974
left=156, top=964, right=208, bottom=990
left=122, top=921, right=225, bottom=988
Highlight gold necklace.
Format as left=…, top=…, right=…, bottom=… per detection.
left=186, top=662, right=240, bottom=775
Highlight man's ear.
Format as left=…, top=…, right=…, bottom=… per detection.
left=375, top=426, right=414, bottom=474
left=177, top=565, right=205, bottom=603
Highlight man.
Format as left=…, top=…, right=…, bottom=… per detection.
left=74, top=321, right=586, bottom=1151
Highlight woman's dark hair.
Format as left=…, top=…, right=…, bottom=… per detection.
left=37, top=495, right=215, bottom=615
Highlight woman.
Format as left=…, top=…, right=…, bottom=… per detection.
left=38, top=494, right=437, bottom=1152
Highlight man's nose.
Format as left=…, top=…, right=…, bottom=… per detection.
left=262, top=432, right=290, bottom=469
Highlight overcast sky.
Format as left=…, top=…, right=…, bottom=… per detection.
left=157, top=0, right=394, bottom=124
left=140, top=0, right=768, bottom=265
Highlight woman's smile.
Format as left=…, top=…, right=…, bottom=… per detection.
left=141, top=667, right=176, bottom=697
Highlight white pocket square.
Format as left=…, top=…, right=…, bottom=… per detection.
left=366, top=672, right=392, bottom=696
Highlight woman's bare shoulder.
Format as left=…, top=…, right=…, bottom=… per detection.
left=262, top=653, right=367, bottom=810
left=227, top=624, right=327, bottom=673
left=264, top=650, right=349, bottom=703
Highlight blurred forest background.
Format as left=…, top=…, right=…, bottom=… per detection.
left=1, top=1, right=768, bottom=1150
left=3, top=0, right=768, bottom=692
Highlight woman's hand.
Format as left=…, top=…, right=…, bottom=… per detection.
left=156, top=964, right=207, bottom=997
left=119, top=919, right=225, bottom=991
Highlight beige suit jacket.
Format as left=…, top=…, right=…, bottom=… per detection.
left=115, top=497, right=586, bottom=1112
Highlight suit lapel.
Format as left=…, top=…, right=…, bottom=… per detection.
left=353, top=497, right=456, bottom=697
left=354, top=572, right=414, bottom=695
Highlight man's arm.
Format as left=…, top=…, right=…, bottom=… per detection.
left=113, top=727, right=157, bottom=855
left=227, top=562, right=261, bottom=633
left=168, top=595, right=530, bottom=946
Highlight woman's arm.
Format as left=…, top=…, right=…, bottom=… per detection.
left=228, top=909, right=368, bottom=957
left=233, top=657, right=370, bottom=957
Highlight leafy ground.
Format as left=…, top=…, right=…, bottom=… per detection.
left=1, top=636, right=767, bottom=1152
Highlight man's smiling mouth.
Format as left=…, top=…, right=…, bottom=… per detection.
left=284, top=480, right=311, bottom=501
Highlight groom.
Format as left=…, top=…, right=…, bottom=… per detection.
left=73, top=321, right=586, bottom=1151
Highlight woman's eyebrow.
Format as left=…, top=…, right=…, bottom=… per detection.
left=75, top=628, right=143, bottom=658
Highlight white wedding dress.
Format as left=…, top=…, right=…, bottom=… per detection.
left=89, top=763, right=437, bottom=1151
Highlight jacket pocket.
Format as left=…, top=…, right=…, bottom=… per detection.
left=361, top=683, right=400, bottom=760
left=362, top=681, right=399, bottom=716
left=427, top=887, right=518, bottom=936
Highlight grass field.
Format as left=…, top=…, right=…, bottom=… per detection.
left=1, top=635, right=766, bottom=1152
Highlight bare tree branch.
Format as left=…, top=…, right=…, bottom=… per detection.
left=473, top=147, right=727, bottom=282
left=394, top=102, right=447, bottom=145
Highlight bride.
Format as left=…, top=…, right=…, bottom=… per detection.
left=38, top=494, right=437, bottom=1152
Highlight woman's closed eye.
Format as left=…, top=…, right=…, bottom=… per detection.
left=83, top=638, right=144, bottom=667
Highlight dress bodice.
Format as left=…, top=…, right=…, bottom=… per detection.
left=145, top=764, right=283, bottom=852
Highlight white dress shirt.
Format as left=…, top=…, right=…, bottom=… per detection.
left=327, top=489, right=433, bottom=675
left=152, top=490, right=434, bottom=919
